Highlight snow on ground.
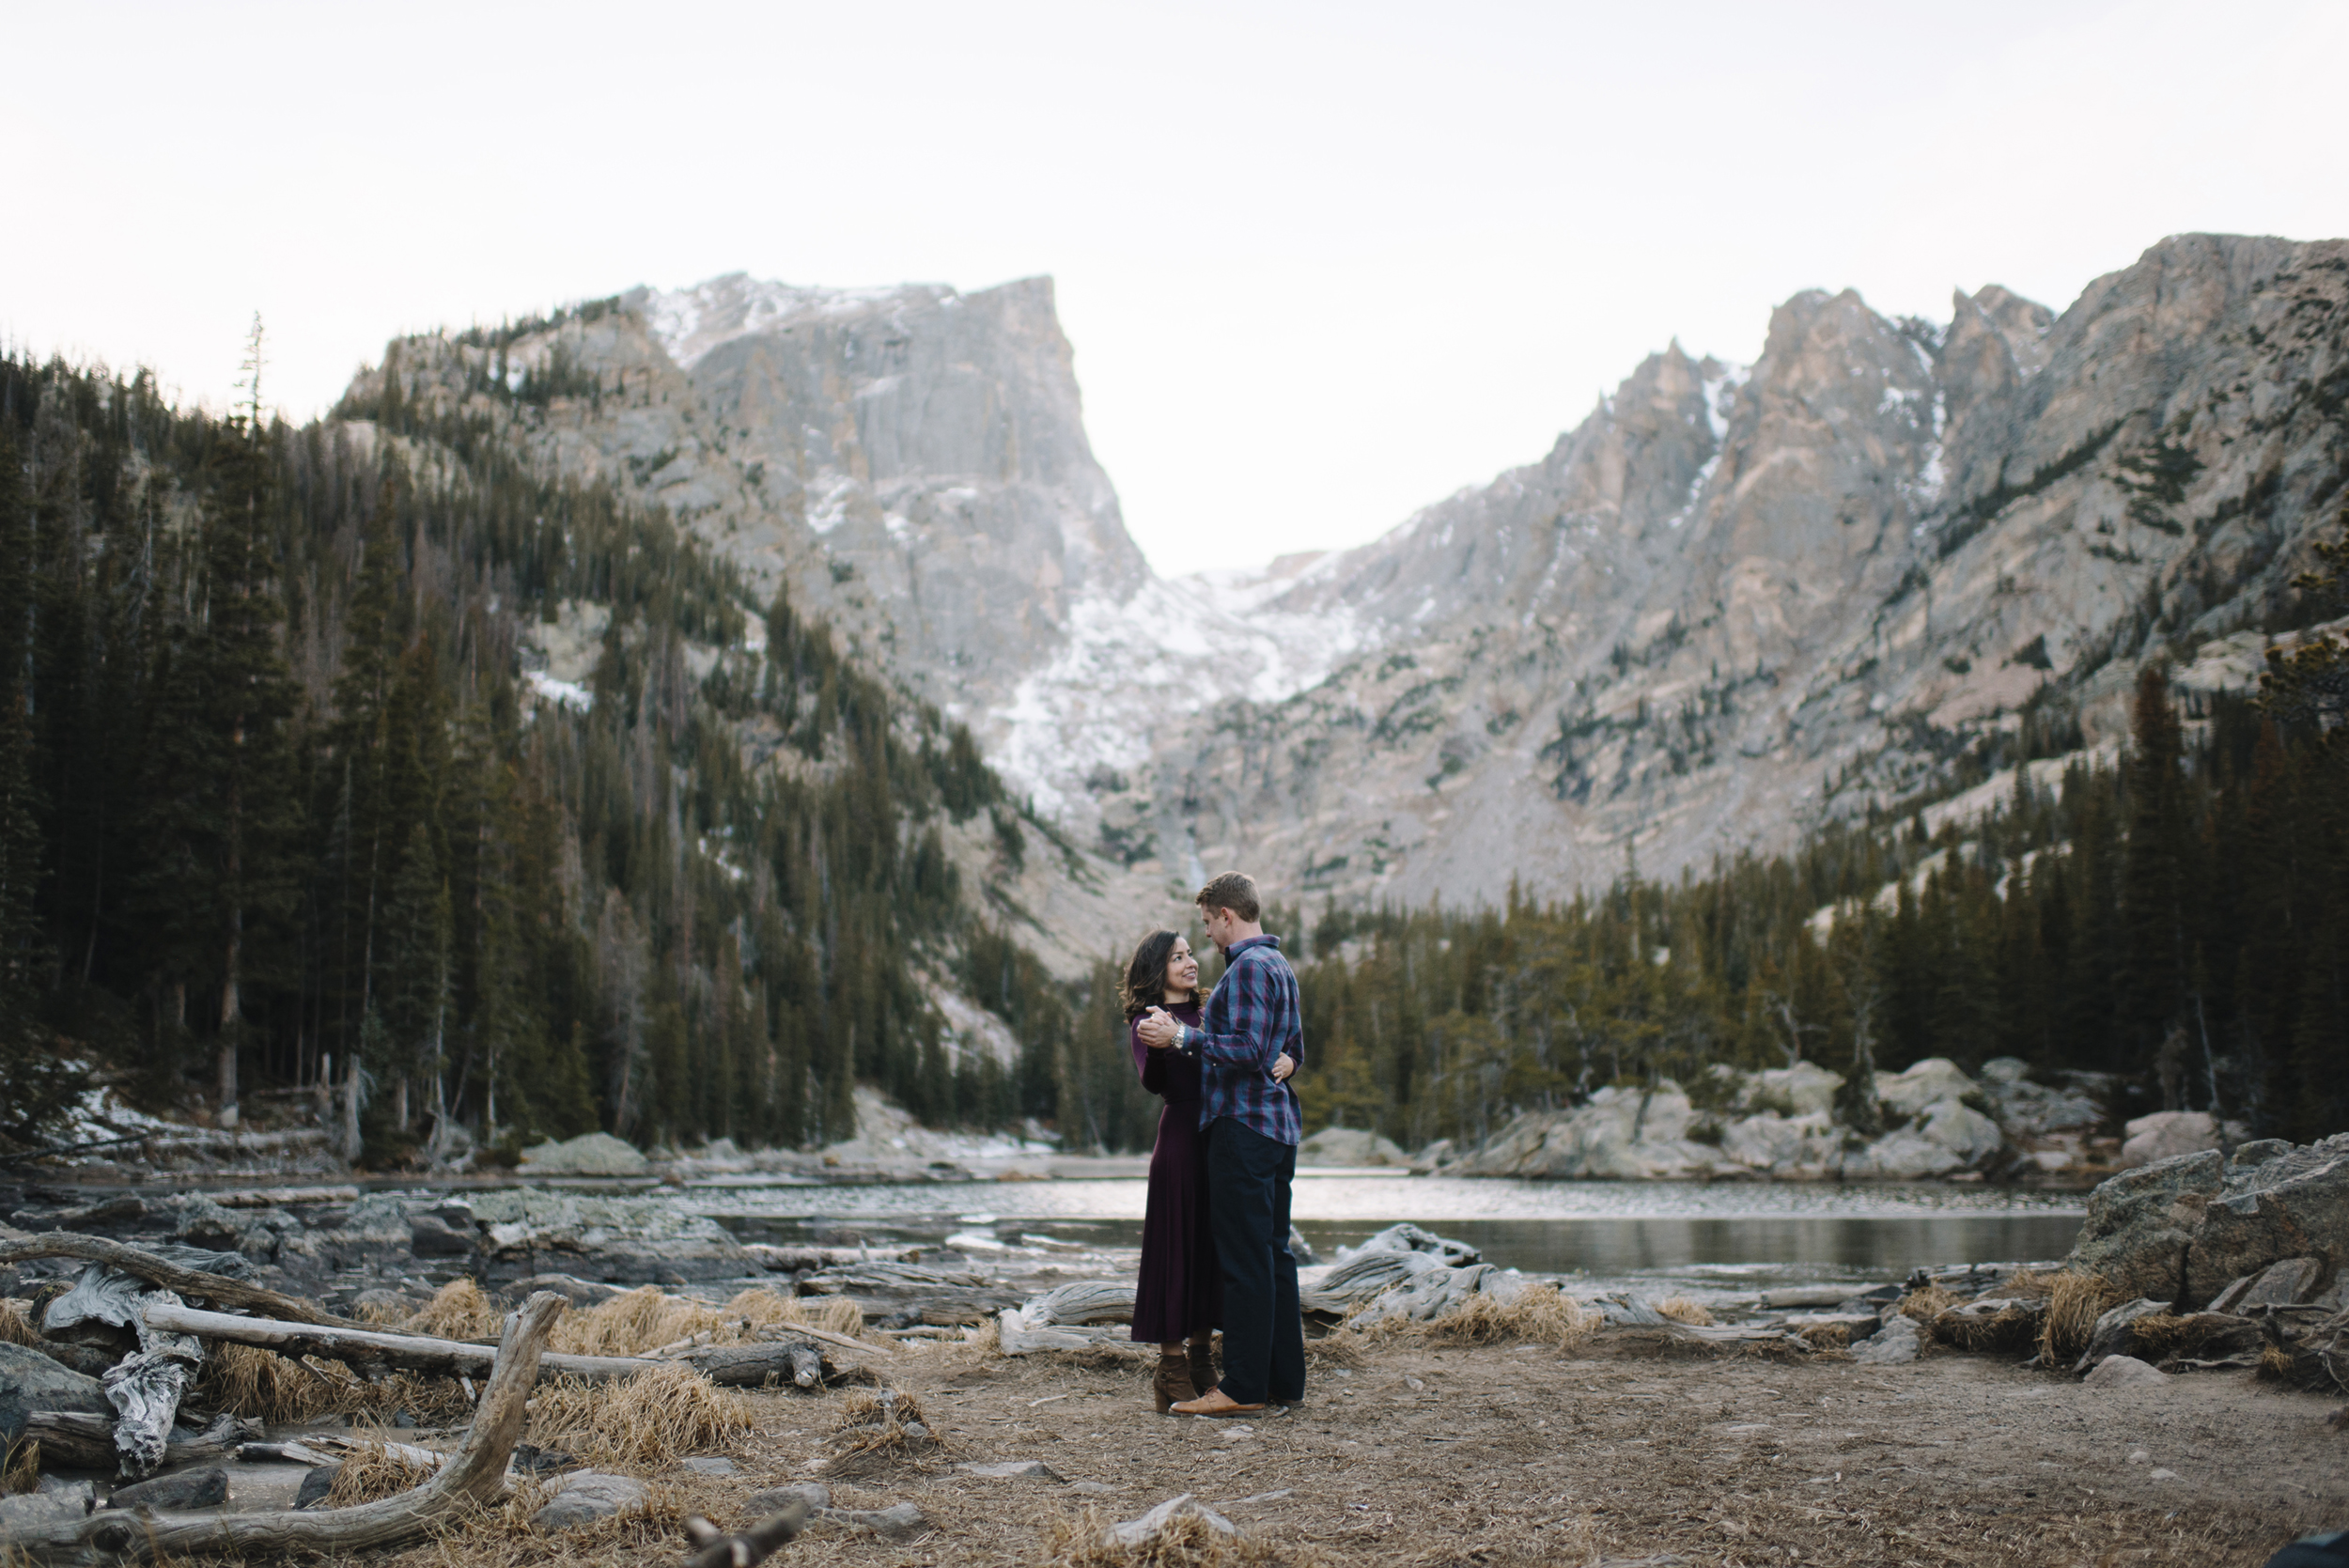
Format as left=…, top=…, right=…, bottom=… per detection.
left=524, top=671, right=594, bottom=711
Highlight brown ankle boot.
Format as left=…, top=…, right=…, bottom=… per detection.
left=1187, top=1341, right=1217, bottom=1400
left=1152, top=1353, right=1198, bottom=1415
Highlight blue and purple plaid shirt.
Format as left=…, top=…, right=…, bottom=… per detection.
left=1179, top=935, right=1304, bottom=1145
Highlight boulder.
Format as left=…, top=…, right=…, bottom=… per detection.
left=1976, top=1060, right=2104, bottom=1135
left=408, top=1215, right=474, bottom=1258
left=1297, top=1127, right=1408, bottom=1167
left=957, top=1460, right=1063, bottom=1480
left=0, top=1340, right=116, bottom=1443
left=1737, top=1062, right=1845, bottom=1118
left=2076, top=1297, right=2174, bottom=1372
left=517, top=1132, right=650, bottom=1177
left=1849, top=1314, right=1922, bottom=1364
left=533, top=1470, right=650, bottom=1531
left=2184, top=1138, right=2349, bottom=1307
left=1716, top=1110, right=1845, bottom=1178
left=1843, top=1127, right=1966, bottom=1181
left=2083, top=1353, right=2169, bottom=1389
left=1447, top=1083, right=1716, bottom=1179
left=2119, top=1111, right=2237, bottom=1169
left=1874, top=1058, right=1979, bottom=1120
left=746, top=1483, right=831, bottom=1516
left=467, top=1188, right=752, bottom=1282
left=825, top=1501, right=929, bottom=1539
left=0, top=1491, right=94, bottom=1530
left=2063, top=1150, right=2224, bottom=1301
left=2232, top=1257, right=2326, bottom=1310
left=107, top=1467, right=228, bottom=1510
left=679, top=1456, right=737, bottom=1476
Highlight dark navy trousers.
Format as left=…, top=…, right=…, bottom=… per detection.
left=1204, top=1116, right=1305, bottom=1405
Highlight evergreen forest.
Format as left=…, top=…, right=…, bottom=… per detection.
left=0, top=334, right=1066, bottom=1163
left=2, top=334, right=2342, bottom=1163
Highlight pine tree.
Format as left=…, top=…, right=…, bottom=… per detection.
left=2122, top=665, right=2195, bottom=1100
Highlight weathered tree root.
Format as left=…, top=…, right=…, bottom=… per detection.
left=0, top=1291, right=565, bottom=1566
left=680, top=1500, right=812, bottom=1568
left=0, top=1235, right=361, bottom=1327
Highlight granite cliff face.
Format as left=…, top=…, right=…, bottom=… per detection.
left=345, top=236, right=2349, bottom=915
left=1097, top=234, right=2349, bottom=902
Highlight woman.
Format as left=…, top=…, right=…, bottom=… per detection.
left=1123, top=928, right=1292, bottom=1413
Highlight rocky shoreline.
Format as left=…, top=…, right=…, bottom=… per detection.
left=0, top=1132, right=2343, bottom=1563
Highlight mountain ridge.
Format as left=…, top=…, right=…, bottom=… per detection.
left=343, top=234, right=2349, bottom=917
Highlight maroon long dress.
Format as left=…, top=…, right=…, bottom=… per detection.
left=1128, top=1000, right=1221, bottom=1343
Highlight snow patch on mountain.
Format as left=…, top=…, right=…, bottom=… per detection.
left=992, top=569, right=1366, bottom=817
left=643, top=273, right=953, bottom=370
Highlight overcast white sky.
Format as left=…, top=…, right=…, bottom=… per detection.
left=6, top=0, right=2345, bottom=577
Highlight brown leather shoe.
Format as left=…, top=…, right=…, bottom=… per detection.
left=1171, top=1388, right=1267, bottom=1418
left=1187, top=1341, right=1217, bottom=1399
left=1152, top=1354, right=1198, bottom=1415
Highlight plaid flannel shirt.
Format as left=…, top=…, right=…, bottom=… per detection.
left=1181, top=935, right=1304, bottom=1145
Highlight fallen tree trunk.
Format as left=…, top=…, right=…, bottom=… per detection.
left=144, top=1300, right=838, bottom=1387
left=19, top=1412, right=260, bottom=1471
left=0, top=1235, right=362, bottom=1327
left=0, top=1290, right=564, bottom=1566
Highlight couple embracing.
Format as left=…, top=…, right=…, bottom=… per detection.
left=1121, top=872, right=1306, bottom=1419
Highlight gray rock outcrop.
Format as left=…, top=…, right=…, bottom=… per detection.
left=2063, top=1134, right=2349, bottom=1308
left=1445, top=1056, right=2027, bottom=1181
left=0, top=1341, right=115, bottom=1443
left=516, top=1132, right=650, bottom=1178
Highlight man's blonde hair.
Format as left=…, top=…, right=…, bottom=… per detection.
left=1193, top=872, right=1261, bottom=924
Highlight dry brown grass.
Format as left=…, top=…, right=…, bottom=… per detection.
left=1304, top=1331, right=1365, bottom=1367
left=1936, top=1303, right=2041, bottom=1354
left=1041, top=1506, right=1301, bottom=1568
left=833, top=1387, right=930, bottom=1432
left=822, top=1385, right=945, bottom=1480
left=323, top=1429, right=443, bottom=1506
left=1897, top=1285, right=1959, bottom=1322
left=525, top=1363, right=752, bottom=1467
left=1998, top=1268, right=2057, bottom=1301
left=194, top=1341, right=474, bottom=1425
left=547, top=1285, right=863, bottom=1358
left=1655, top=1296, right=1715, bottom=1327
left=2, top=1436, right=38, bottom=1496
left=369, top=1475, right=691, bottom=1568
left=0, top=1299, right=43, bottom=1350
left=1351, top=1285, right=1600, bottom=1349
left=402, top=1279, right=503, bottom=1341
left=1797, top=1322, right=1852, bottom=1349
left=2259, top=1343, right=2298, bottom=1381
left=2037, top=1270, right=2123, bottom=1366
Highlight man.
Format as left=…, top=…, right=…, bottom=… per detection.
left=1136, top=871, right=1305, bottom=1417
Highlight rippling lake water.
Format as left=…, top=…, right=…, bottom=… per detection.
left=693, top=1172, right=2087, bottom=1310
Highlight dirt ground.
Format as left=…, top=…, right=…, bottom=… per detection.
left=349, top=1327, right=2348, bottom=1568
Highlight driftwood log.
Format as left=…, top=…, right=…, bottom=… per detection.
left=681, top=1500, right=813, bottom=1568
left=0, top=1235, right=362, bottom=1327
left=143, top=1300, right=838, bottom=1387
left=17, top=1412, right=261, bottom=1471
left=0, top=1290, right=564, bottom=1566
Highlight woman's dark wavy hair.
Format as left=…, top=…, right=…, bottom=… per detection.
left=1119, top=929, right=1195, bottom=1020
